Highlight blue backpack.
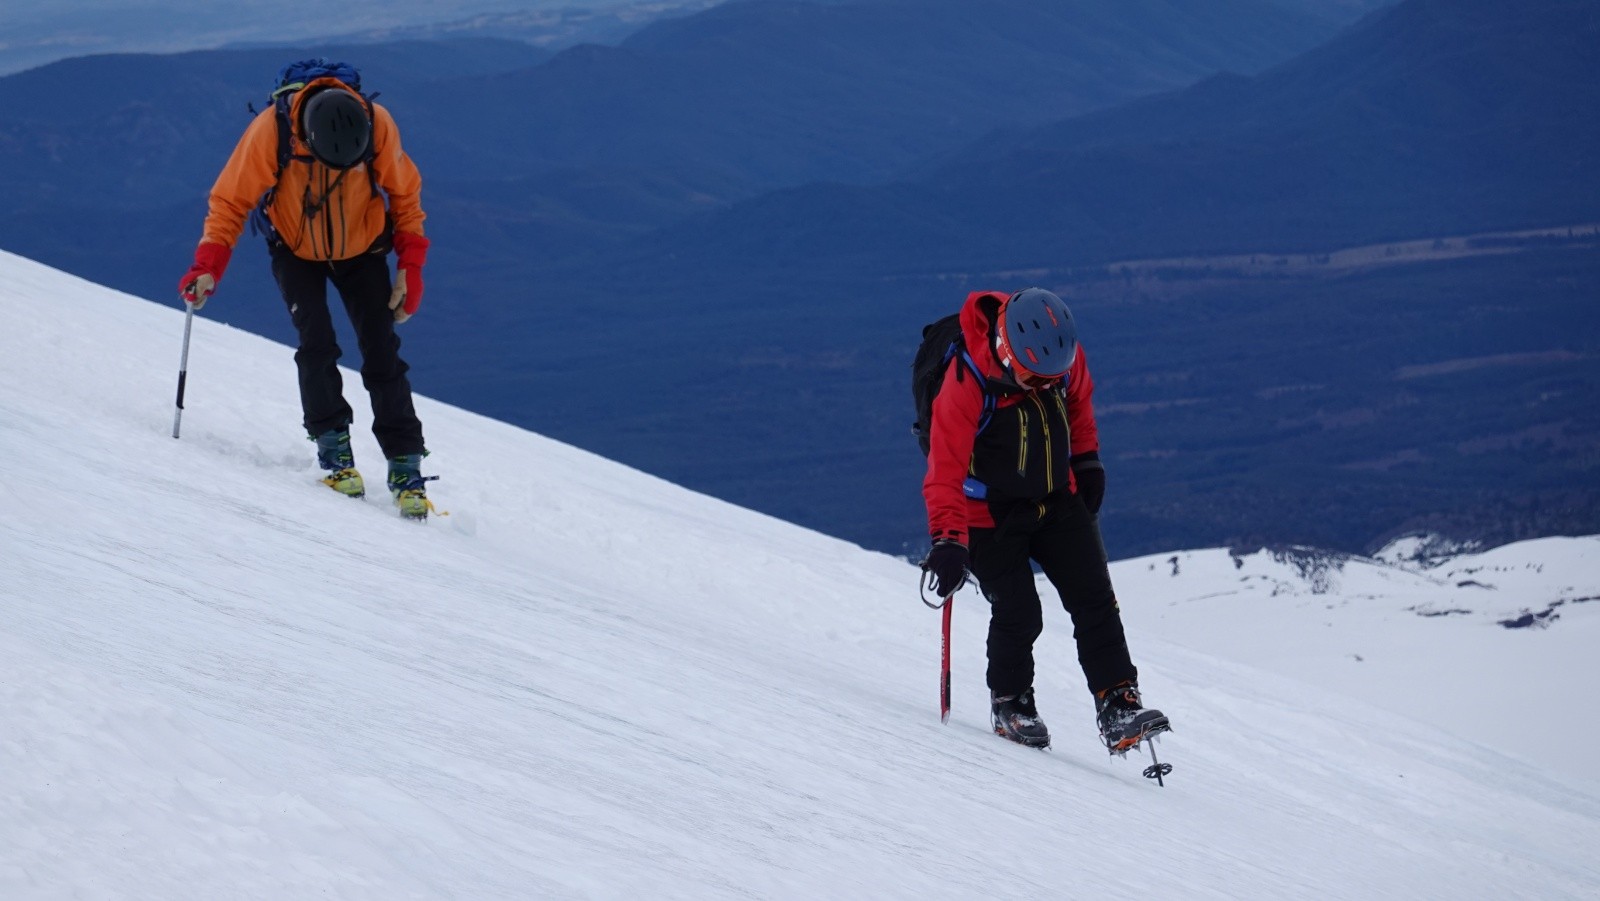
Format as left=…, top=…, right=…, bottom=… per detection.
left=247, top=59, right=381, bottom=239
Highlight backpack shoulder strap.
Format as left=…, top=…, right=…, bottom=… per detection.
left=360, top=92, right=381, bottom=199
left=247, top=95, right=299, bottom=239
left=271, top=94, right=295, bottom=180
left=952, top=343, right=996, bottom=435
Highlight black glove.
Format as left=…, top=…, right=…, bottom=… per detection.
left=1071, top=453, right=1105, bottom=516
left=922, top=539, right=970, bottom=598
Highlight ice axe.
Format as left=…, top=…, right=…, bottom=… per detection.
left=920, top=568, right=955, bottom=723
left=939, top=594, right=953, bottom=723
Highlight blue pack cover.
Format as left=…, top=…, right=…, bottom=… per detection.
left=271, top=58, right=362, bottom=99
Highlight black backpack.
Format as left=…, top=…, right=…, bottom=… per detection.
left=911, top=314, right=996, bottom=455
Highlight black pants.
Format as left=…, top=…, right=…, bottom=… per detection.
left=969, top=492, right=1136, bottom=698
left=270, top=243, right=425, bottom=459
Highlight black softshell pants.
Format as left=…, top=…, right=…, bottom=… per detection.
left=270, top=243, right=425, bottom=459
left=968, top=491, right=1137, bottom=698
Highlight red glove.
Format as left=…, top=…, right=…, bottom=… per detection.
left=178, top=242, right=232, bottom=309
left=390, top=232, right=430, bottom=320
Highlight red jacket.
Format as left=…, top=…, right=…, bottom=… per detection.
left=923, top=291, right=1100, bottom=545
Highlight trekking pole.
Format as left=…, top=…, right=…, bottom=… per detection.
left=172, top=303, right=195, bottom=438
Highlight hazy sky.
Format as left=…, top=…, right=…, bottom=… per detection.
left=0, top=0, right=663, bottom=74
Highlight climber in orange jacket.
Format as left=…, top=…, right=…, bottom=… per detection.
left=177, top=60, right=435, bottom=517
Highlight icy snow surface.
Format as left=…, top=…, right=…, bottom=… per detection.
left=3, top=249, right=1598, bottom=899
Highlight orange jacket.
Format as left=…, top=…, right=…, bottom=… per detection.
left=199, top=78, right=425, bottom=261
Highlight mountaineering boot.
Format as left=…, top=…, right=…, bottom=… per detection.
left=1095, top=680, right=1170, bottom=754
left=387, top=453, right=436, bottom=520
left=314, top=428, right=364, bottom=498
left=991, top=688, right=1051, bottom=749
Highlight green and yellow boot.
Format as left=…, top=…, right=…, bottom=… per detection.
left=314, top=428, right=365, bottom=498
left=387, top=453, right=437, bottom=520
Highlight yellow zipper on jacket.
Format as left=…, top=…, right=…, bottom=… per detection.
left=1017, top=401, right=1029, bottom=476
left=1052, top=389, right=1072, bottom=459
left=1030, top=393, right=1053, bottom=493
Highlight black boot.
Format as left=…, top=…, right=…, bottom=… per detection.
left=991, top=688, right=1051, bottom=749
left=1094, top=681, right=1170, bottom=754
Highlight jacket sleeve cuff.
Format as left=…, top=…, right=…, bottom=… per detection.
left=393, top=231, right=430, bottom=269
left=195, top=241, right=233, bottom=282
left=1069, top=451, right=1103, bottom=472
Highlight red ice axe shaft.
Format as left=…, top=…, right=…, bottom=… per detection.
left=940, top=594, right=953, bottom=723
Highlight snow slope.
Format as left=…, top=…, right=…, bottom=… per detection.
left=1112, top=540, right=1600, bottom=786
left=3, top=248, right=1598, bottom=899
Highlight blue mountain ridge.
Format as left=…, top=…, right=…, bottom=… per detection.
left=503, top=0, right=1600, bottom=557
left=5, top=0, right=1589, bottom=559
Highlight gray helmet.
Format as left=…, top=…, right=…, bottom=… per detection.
left=996, top=288, right=1077, bottom=381
left=300, top=88, right=370, bottom=169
